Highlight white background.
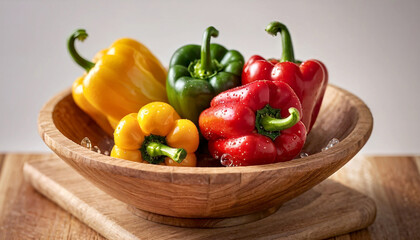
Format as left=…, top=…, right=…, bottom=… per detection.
left=0, top=0, right=419, bottom=154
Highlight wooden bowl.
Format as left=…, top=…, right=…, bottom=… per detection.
left=38, top=84, right=373, bottom=227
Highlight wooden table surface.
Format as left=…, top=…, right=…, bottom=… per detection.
left=0, top=153, right=419, bottom=240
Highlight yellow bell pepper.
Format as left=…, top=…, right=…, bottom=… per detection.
left=111, top=102, right=199, bottom=167
left=72, top=76, right=115, bottom=135
left=67, top=29, right=167, bottom=135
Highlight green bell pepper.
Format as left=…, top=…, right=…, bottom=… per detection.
left=166, top=26, right=244, bottom=125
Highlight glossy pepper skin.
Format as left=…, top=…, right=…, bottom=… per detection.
left=68, top=29, right=168, bottom=134
left=199, top=80, right=307, bottom=166
left=72, top=75, right=114, bottom=135
left=167, top=26, right=244, bottom=125
left=111, top=102, right=199, bottom=167
left=242, top=22, right=328, bottom=132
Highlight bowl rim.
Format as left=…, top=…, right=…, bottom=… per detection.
left=38, top=84, right=373, bottom=180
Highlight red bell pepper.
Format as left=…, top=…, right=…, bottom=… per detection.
left=242, top=21, right=328, bottom=132
left=199, top=80, right=306, bottom=166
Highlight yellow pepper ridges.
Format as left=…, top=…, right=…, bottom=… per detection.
left=68, top=29, right=168, bottom=135
left=72, top=76, right=114, bottom=136
left=111, top=102, right=199, bottom=167
left=110, top=145, right=144, bottom=163
left=82, top=39, right=168, bottom=121
left=113, top=113, right=144, bottom=150
left=138, top=102, right=180, bottom=136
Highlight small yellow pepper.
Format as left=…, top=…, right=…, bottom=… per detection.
left=111, top=102, right=199, bottom=167
left=68, top=29, right=167, bottom=135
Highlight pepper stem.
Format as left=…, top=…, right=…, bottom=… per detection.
left=67, top=29, right=95, bottom=72
left=261, top=107, right=300, bottom=131
left=201, top=26, right=219, bottom=72
left=146, top=142, right=187, bottom=163
left=265, top=21, right=295, bottom=63
left=255, top=105, right=300, bottom=140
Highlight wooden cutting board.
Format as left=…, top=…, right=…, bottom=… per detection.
left=23, top=155, right=376, bottom=240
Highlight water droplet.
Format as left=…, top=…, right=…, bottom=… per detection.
left=321, top=138, right=340, bottom=152
left=93, top=146, right=101, bottom=154
left=330, top=138, right=340, bottom=146
left=300, top=152, right=309, bottom=158
left=81, top=137, right=92, bottom=150
left=220, top=153, right=233, bottom=167
left=104, top=151, right=110, bottom=156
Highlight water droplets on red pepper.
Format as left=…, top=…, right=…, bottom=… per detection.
left=220, top=153, right=241, bottom=167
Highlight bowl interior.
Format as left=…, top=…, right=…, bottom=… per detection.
left=52, top=94, right=114, bottom=154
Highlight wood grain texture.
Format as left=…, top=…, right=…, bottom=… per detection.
left=126, top=204, right=282, bottom=228
left=331, top=155, right=420, bottom=240
left=37, top=85, right=373, bottom=219
left=0, top=154, right=105, bottom=240
left=0, top=154, right=5, bottom=172
left=23, top=154, right=376, bottom=240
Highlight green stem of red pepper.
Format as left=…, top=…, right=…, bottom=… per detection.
left=67, top=29, right=95, bottom=72
left=265, top=21, right=295, bottom=63
left=261, top=107, right=300, bottom=131
left=255, top=104, right=300, bottom=140
left=146, top=142, right=187, bottom=163
left=189, top=26, right=221, bottom=79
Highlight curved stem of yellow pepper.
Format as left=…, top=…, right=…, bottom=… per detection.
left=67, top=29, right=95, bottom=71
left=146, top=142, right=187, bottom=163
